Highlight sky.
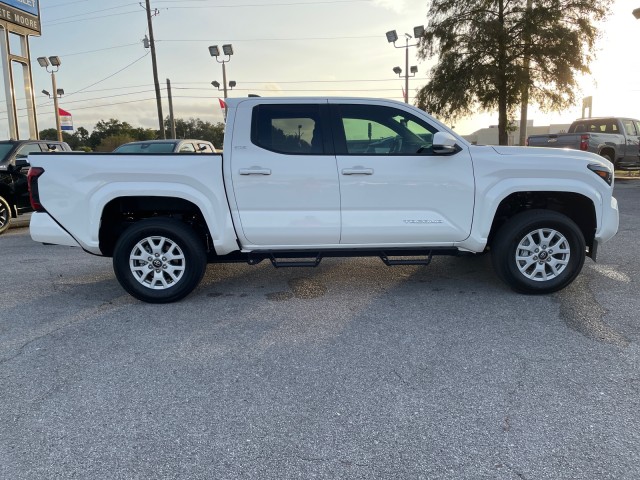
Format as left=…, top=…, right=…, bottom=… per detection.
left=1, top=0, right=639, bottom=139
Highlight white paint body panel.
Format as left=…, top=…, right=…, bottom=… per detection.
left=29, top=97, right=619, bottom=257
left=227, top=99, right=340, bottom=246
left=28, top=153, right=238, bottom=255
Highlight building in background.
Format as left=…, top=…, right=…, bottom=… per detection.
left=462, top=120, right=571, bottom=145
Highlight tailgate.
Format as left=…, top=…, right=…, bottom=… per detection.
left=528, top=134, right=579, bottom=149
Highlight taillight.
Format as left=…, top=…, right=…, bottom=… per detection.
left=579, top=134, right=589, bottom=151
left=27, top=167, right=45, bottom=211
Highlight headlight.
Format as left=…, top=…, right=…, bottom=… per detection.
left=587, top=163, right=613, bottom=185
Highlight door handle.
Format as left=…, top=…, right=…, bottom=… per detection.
left=239, top=167, right=272, bottom=175
left=341, top=167, right=374, bottom=175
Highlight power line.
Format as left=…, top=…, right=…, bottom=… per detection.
left=42, top=0, right=371, bottom=26
left=66, top=53, right=150, bottom=98
left=61, top=43, right=140, bottom=58
left=45, top=3, right=137, bottom=22
left=45, top=10, right=142, bottom=27
left=157, top=35, right=380, bottom=42
left=155, top=0, right=372, bottom=8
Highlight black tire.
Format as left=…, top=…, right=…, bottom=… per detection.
left=0, top=195, right=12, bottom=235
left=491, top=210, right=586, bottom=294
left=113, top=218, right=207, bottom=303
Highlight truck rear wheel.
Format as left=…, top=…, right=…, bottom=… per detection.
left=491, top=210, right=585, bottom=294
left=600, top=152, right=614, bottom=167
left=0, top=195, right=12, bottom=235
left=113, top=218, right=207, bottom=303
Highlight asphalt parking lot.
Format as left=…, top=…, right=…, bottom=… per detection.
left=1, top=180, right=639, bottom=479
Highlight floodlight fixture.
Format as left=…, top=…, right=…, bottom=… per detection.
left=209, top=45, right=220, bottom=57
left=410, top=65, right=418, bottom=74
left=42, top=89, right=50, bottom=96
left=229, top=80, right=237, bottom=88
left=222, top=44, right=234, bottom=56
left=49, top=56, right=61, bottom=67
left=212, top=80, right=220, bottom=88
left=413, top=25, right=425, bottom=39
left=56, top=88, right=64, bottom=96
left=37, top=57, right=49, bottom=67
left=393, top=66, right=402, bottom=75
left=386, top=30, right=398, bottom=43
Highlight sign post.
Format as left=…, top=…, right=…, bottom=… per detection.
left=0, top=0, right=40, bottom=140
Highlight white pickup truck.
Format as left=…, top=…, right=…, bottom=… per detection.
left=28, top=97, right=619, bottom=303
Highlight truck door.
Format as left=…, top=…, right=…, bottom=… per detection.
left=330, top=102, right=474, bottom=245
left=228, top=102, right=341, bottom=246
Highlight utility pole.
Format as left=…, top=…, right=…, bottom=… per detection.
left=518, top=0, right=533, bottom=146
left=50, top=70, right=62, bottom=141
left=167, top=78, right=176, bottom=138
left=144, top=0, right=165, bottom=139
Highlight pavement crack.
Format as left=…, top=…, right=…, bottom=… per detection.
left=0, top=297, right=130, bottom=366
left=556, top=275, right=629, bottom=348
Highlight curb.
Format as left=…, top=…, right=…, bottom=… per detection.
left=9, top=213, right=31, bottom=230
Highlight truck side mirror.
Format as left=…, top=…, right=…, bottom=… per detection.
left=432, top=132, right=459, bottom=155
left=14, top=156, right=30, bottom=169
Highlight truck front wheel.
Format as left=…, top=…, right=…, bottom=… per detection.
left=113, top=218, right=207, bottom=303
left=491, top=210, right=586, bottom=294
left=0, top=195, right=12, bottom=235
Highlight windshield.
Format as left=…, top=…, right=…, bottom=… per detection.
left=113, top=142, right=177, bottom=153
left=0, top=143, right=15, bottom=163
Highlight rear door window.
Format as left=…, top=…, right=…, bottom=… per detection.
left=623, top=120, right=638, bottom=136
left=197, top=143, right=214, bottom=153
left=179, top=143, right=196, bottom=153
left=251, top=104, right=325, bottom=155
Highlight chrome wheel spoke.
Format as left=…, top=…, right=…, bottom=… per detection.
left=515, top=227, right=570, bottom=282
left=129, top=235, right=186, bottom=290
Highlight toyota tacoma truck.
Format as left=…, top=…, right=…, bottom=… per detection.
left=27, top=97, right=619, bottom=303
left=527, top=117, right=640, bottom=169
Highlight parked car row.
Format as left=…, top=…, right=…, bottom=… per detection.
left=112, top=139, right=217, bottom=154
left=0, top=140, right=71, bottom=235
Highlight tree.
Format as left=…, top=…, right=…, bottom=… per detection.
left=164, top=117, right=225, bottom=149
left=95, top=134, right=135, bottom=152
left=86, top=119, right=159, bottom=149
left=415, top=0, right=612, bottom=145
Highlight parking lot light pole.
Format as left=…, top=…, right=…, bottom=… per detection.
left=37, top=56, right=63, bottom=142
left=209, top=44, right=234, bottom=99
left=386, top=25, right=424, bottom=103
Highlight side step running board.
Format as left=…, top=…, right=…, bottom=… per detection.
left=243, top=249, right=451, bottom=268
left=380, top=251, right=433, bottom=266
left=269, top=253, right=323, bottom=268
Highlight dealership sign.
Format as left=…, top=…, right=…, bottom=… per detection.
left=0, top=0, right=40, bottom=34
left=59, top=108, right=73, bottom=131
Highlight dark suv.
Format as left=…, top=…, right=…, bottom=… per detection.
left=0, top=140, right=71, bottom=235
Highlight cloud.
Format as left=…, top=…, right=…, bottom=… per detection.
left=263, top=83, right=284, bottom=93
left=373, top=0, right=407, bottom=13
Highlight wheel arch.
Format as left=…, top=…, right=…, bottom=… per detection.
left=487, top=191, right=597, bottom=256
left=598, top=146, right=616, bottom=164
left=99, top=195, right=214, bottom=257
